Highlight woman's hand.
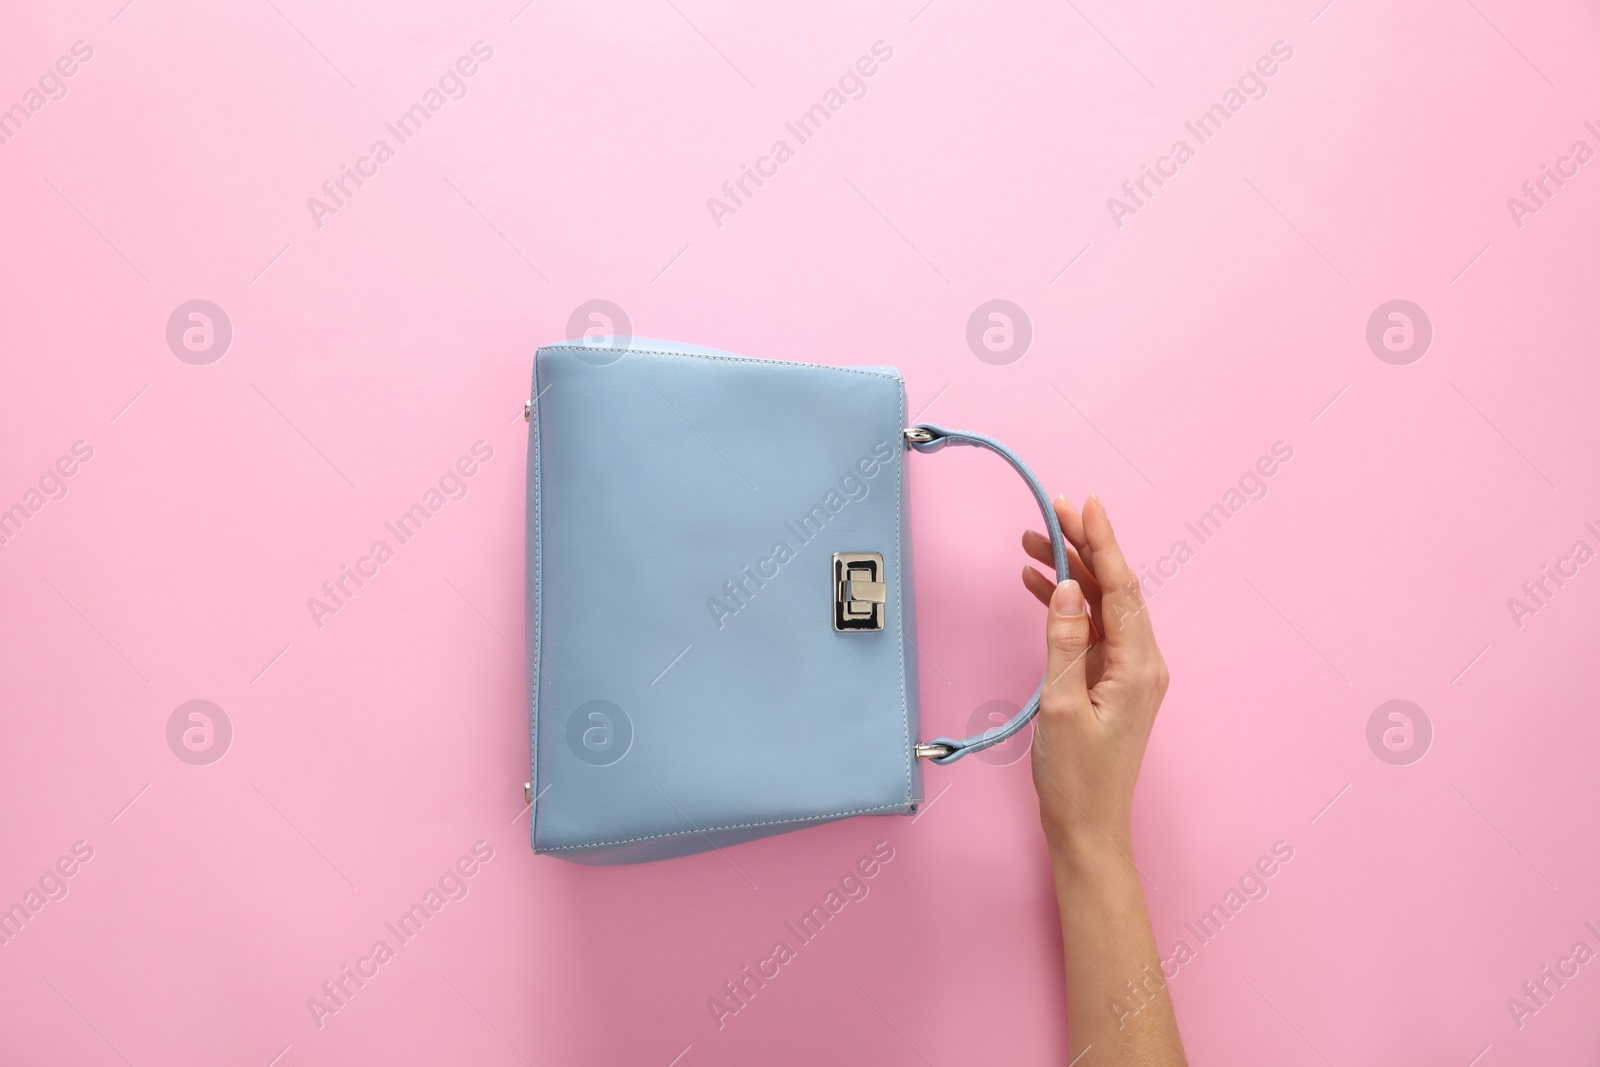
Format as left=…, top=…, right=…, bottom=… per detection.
left=1023, top=493, right=1186, bottom=1065
left=1021, top=493, right=1169, bottom=861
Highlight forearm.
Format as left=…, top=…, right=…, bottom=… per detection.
left=1052, top=830, right=1186, bottom=1066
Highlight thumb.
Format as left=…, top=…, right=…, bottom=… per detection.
left=1043, top=580, right=1092, bottom=716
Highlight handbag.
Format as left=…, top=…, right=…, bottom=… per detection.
left=523, top=338, right=1069, bottom=863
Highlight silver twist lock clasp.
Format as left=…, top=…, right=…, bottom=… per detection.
left=832, top=552, right=886, bottom=632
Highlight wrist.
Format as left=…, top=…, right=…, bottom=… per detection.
left=1045, top=819, right=1136, bottom=881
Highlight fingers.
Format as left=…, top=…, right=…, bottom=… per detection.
left=1022, top=564, right=1056, bottom=607
left=1025, top=566, right=1107, bottom=662
left=1053, top=496, right=1093, bottom=573
left=1079, top=494, right=1159, bottom=662
left=1022, top=530, right=1102, bottom=602
left=1041, top=580, right=1093, bottom=717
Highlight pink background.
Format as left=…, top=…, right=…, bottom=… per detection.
left=3, top=0, right=1599, bottom=1063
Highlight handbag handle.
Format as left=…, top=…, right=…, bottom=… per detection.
left=904, top=424, right=1070, bottom=765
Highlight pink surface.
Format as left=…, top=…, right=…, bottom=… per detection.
left=3, top=1, right=1599, bottom=1063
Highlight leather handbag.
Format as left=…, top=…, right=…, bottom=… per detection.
left=523, top=338, right=1069, bottom=863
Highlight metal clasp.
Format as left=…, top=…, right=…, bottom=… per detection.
left=903, top=427, right=933, bottom=443
left=832, top=552, right=886, bottom=631
left=914, top=742, right=954, bottom=760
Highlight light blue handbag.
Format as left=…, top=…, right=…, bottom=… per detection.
left=524, top=339, right=1068, bottom=862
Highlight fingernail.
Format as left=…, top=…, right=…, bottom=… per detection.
left=1052, top=580, right=1084, bottom=617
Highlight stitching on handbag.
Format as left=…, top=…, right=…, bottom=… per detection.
left=533, top=801, right=915, bottom=851
left=529, top=356, right=543, bottom=850
left=537, top=345, right=903, bottom=382
left=893, top=382, right=911, bottom=806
